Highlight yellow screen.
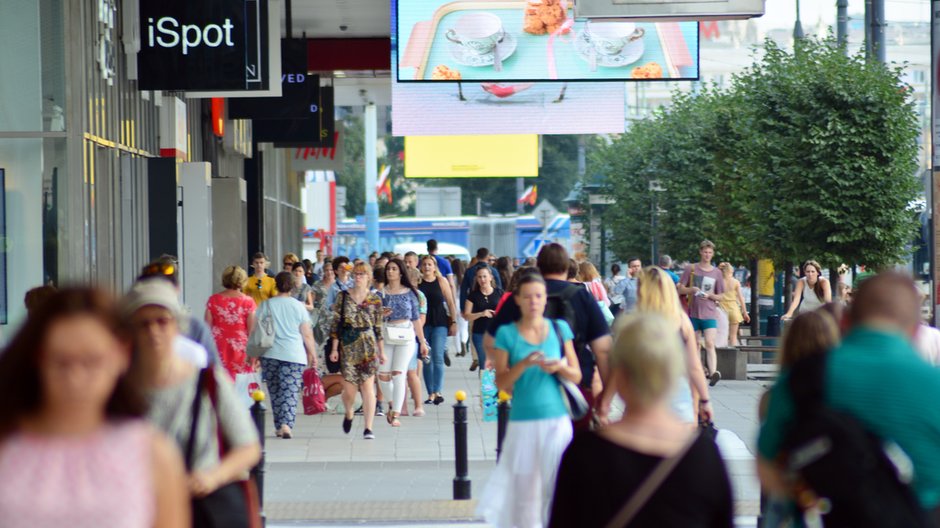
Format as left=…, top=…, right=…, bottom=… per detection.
left=404, top=134, right=538, bottom=178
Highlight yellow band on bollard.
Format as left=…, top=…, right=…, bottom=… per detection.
left=251, top=390, right=266, bottom=402
left=497, top=391, right=511, bottom=403
left=455, top=390, right=467, bottom=402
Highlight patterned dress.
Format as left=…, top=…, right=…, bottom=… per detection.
left=331, top=290, right=384, bottom=384
left=206, top=292, right=257, bottom=379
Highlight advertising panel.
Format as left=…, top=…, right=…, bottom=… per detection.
left=396, top=0, right=699, bottom=82
left=392, top=80, right=623, bottom=136
left=404, top=135, right=538, bottom=178
left=391, top=0, right=626, bottom=136
left=138, top=0, right=272, bottom=91
left=273, top=86, right=336, bottom=148
left=575, top=0, right=765, bottom=20
left=229, top=40, right=317, bottom=120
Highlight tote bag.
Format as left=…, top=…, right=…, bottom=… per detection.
left=246, top=301, right=275, bottom=358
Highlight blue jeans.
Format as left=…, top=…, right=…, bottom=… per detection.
left=423, top=325, right=448, bottom=394
left=471, top=332, right=487, bottom=367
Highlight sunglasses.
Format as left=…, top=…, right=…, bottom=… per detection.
left=142, top=262, right=175, bottom=278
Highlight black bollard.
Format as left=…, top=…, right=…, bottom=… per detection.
left=453, top=391, right=471, bottom=500
left=250, top=391, right=267, bottom=527
left=496, top=391, right=511, bottom=462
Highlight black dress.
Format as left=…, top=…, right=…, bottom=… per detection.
left=549, top=431, right=734, bottom=528
left=418, top=278, right=449, bottom=328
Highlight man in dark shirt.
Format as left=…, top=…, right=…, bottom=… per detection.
left=460, top=247, right=504, bottom=308
left=484, top=243, right=612, bottom=426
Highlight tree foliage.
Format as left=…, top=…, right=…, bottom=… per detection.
left=595, top=36, right=921, bottom=269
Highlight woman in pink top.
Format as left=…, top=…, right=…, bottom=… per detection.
left=206, top=265, right=258, bottom=379
left=0, top=288, right=189, bottom=528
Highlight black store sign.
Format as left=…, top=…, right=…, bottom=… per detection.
left=229, top=40, right=316, bottom=120
left=138, top=0, right=269, bottom=91
left=256, top=85, right=336, bottom=146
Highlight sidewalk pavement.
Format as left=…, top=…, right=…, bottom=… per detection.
left=262, top=350, right=771, bottom=525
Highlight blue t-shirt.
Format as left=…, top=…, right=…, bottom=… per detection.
left=434, top=255, right=453, bottom=277
left=262, top=296, right=311, bottom=364
left=494, top=319, right=573, bottom=422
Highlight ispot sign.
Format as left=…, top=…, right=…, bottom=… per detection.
left=137, top=0, right=270, bottom=91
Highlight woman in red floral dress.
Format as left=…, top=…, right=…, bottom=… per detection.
left=205, top=265, right=258, bottom=379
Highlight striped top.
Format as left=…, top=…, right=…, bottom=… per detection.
left=759, top=327, right=940, bottom=507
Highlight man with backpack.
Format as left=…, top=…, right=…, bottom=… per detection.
left=758, top=272, right=940, bottom=526
left=484, top=243, right=612, bottom=430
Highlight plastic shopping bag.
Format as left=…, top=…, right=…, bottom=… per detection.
left=302, top=368, right=327, bottom=415
left=234, top=371, right=263, bottom=409
left=481, top=369, right=499, bottom=422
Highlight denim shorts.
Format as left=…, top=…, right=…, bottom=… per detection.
left=690, top=317, right=718, bottom=331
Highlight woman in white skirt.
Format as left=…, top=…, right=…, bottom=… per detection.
left=477, top=273, right=582, bottom=528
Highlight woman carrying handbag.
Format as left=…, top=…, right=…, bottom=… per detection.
left=476, top=273, right=581, bottom=528
left=122, top=280, right=262, bottom=528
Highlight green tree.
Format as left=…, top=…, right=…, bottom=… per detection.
left=732, top=37, right=921, bottom=269
left=595, top=86, right=745, bottom=265
left=337, top=115, right=365, bottom=217
left=595, top=36, right=921, bottom=272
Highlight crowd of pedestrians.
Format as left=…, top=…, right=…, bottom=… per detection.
left=11, top=230, right=940, bottom=528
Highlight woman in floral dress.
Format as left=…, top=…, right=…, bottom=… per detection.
left=205, top=266, right=257, bottom=379
left=330, top=261, right=386, bottom=440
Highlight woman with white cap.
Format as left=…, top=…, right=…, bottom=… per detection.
left=122, top=279, right=261, bottom=527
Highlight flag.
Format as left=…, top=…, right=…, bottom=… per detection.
left=518, top=185, right=538, bottom=206
left=376, top=165, right=392, bottom=204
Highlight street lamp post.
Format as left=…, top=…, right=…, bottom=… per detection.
left=793, top=0, right=804, bottom=40
left=649, top=180, right=665, bottom=265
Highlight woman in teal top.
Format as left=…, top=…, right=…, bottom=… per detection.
left=477, top=273, right=581, bottom=528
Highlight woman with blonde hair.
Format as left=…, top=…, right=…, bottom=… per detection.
left=618, top=266, right=714, bottom=424
left=578, top=261, right=611, bottom=307
left=550, top=312, right=733, bottom=527
left=206, top=265, right=257, bottom=379
left=330, top=262, right=386, bottom=439
left=717, top=262, right=750, bottom=346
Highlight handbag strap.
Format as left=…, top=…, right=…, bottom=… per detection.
left=185, top=368, right=227, bottom=472
left=185, top=368, right=209, bottom=471
left=604, top=432, right=700, bottom=528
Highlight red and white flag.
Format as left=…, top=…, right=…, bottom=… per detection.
left=376, top=165, right=392, bottom=204
left=518, top=185, right=538, bottom=206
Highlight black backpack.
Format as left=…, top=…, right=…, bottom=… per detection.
left=544, top=284, right=591, bottom=381
left=780, top=354, right=931, bottom=527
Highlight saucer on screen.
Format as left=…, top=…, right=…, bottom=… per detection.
left=574, top=30, right=644, bottom=68
left=448, top=32, right=518, bottom=68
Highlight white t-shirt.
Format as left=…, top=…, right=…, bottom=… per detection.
left=914, top=324, right=940, bottom=366
left=174, top=335, right=209, bottom=368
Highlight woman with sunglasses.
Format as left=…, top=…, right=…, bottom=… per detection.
left=0, top=288, right=189, bottom=527
left=243, top=252, right=277, bottom=306
left=330, top=262, right=386, bottom=440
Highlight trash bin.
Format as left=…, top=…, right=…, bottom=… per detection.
left=766, top=315, right=781, bottom=338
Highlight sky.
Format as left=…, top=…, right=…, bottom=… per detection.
left=758, top=0, right=929, bottom=32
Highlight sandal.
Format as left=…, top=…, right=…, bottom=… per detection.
left=413, top=407, right=426, bottom=417
left=390, top=412, right=401, bottom=427
left=386, top=411, right=395, bottom=425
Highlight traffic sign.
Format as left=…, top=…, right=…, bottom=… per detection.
left=533, top=200, right=559, bottom=228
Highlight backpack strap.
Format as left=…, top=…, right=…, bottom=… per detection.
left=556, top=283, right=583, bottom=302
left=787, top=353, right=827, bottom=413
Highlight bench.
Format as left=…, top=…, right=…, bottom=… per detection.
left=737, top=345, right=778, bottom=364
left=715, top=347, right=748, bottom=381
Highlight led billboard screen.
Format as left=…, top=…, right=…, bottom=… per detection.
left=404, top=135, right=538, bottom=178
left=391, top=0, right=626, bottom=136
left=396, top=0, right=699, bottom=82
